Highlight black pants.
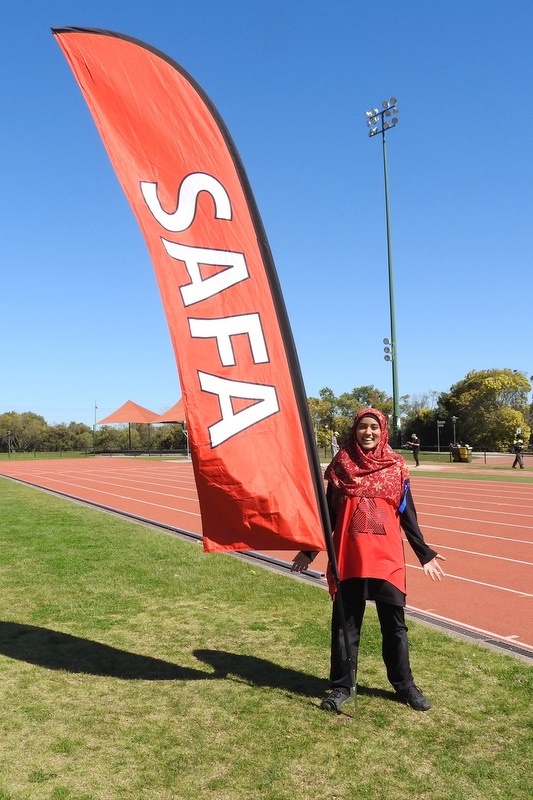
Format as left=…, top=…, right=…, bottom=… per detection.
left=412, top=448, right=420, bottom=466
left=330, top=579, right=414, bottom=693
left=512, top=453, right=524, bottom=468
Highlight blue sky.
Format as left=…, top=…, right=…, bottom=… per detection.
left=2, top=1, right=533, bottom=428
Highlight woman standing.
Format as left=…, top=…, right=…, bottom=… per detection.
left=292, top=408, right=445, bottom=712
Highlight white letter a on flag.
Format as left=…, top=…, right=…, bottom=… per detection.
left=198, top=372, right=279, bottom=447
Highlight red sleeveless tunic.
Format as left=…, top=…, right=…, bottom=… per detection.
left=330, top=495, right=406, bottom=596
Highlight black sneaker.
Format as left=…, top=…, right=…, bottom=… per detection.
left=320, top=688, right=354, bottom=713
left=396, top=684, right=431, bottom=711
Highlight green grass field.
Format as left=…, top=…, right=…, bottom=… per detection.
left=0, top=476, right=531, bottom=800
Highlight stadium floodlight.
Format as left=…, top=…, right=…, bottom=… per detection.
left=365, top=99, right=400, bottom=446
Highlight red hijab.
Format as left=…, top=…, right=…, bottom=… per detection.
left=324, top=408, right=409, bottom=507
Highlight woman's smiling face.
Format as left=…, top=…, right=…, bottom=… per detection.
left=355, top=415, right=382, bottom=451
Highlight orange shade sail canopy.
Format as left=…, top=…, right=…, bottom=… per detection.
left=155, top=399, right=185, bottom=424
left=96, top=400, right=159, bottom=425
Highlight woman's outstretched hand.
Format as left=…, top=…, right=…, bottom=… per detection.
left=291, top=551, right=313, bottom=573
left=423, top=554, right=446, bottom=581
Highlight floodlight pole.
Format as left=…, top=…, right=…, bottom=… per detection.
left=366, top=99, right=401, bottom=447
left=93, top=400, right=97, bottom=455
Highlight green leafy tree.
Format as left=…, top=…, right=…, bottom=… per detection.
left=155, top=423, right=187, bottom=451
left=400, top=407, right=437, bottom=449
left=0, top=411, right=48, bottom=451
left=43, top=423, right=71, bottom=451
left=67, top=422, right=93, bottom=451
left=119, top=426, right=140, bottom=451
left=95, top=425, right=123, bottom=451
left=308, top=385, right=393, bottom=449
left=442, top=369, right=531, bottom=450
left=337, top=386, right=392, bottom=439
left=344, top=385, right=391, bottom=412
left=41, top=421, right=92, bottom=451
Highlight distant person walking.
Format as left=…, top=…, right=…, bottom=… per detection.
left=331, top=431, right=340, bottom=457
left=408, top=433, right=420, bottom=467
left=512, top=436, right=525, bottom=469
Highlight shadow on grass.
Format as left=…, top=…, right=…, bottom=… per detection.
left=194, top=648, right=329, bottom=697
left=356, top=685, right=397, bottom=702
left=194, top=650, right=398, bottom=702
left=0, top=623, right=387, bottom=700
left=0, top=621, right=208, bottom=680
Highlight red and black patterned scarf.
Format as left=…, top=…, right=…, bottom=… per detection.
left=324, top=408, right=409, bottom=507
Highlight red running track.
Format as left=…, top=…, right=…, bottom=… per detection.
left=1, top=458, right=532, bottom=657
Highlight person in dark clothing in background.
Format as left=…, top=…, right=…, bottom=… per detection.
left=512, top=436, right=525, bottom=469
left=407, top=433, right=420, bottom=466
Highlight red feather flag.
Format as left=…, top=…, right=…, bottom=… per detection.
left=53, top=28, right=329, bottom=554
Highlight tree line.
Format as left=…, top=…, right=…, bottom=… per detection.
left=0, top=412, right=187, bottom=454
left=309, top=368, right=532, bottom=453
left=1, top=369, right=531, bottom=455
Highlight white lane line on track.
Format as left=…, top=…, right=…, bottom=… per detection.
left=422, top=524, right=533, bottom=545
left=421, top=514, right=533, bottom=531
left=406, top=604, right=533, bottom=652
left=73, top=479, right=199, bottom=496
left=418, top=503, right=533, bottom=519
left=408, top=564, right=533, bottom=597
left=15, top=476, right=199, bottom=505
left=406, top=541, right=533, bottom=566
left=415, top=481, right=532, bottom=489
left=7, top=471, right=198, bottom=494
left=92, top=493, right=201, bottom=517
left=415, top=493, right=533, bottom=505
left=13, top=478, right=202, bottom=517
